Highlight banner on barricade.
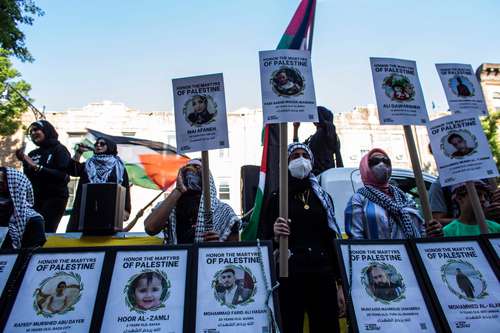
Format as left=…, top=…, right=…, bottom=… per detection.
left=370, top=57, right=428, bottom=125
left=2, top=250, right=105, bottom=333
left=193, top=242, right=279, bottom=333
left=172, top=73, right=229, bottom=153
left=336, top=241, right=439, bottom=333
left=436, top=63, right=488, bottom=116
left=259, top=49, right=317, bottom=124
left=427, top=113, right=498, bottom=187
left=100, top=247, right=190, bottom=333
left=413, top=238, right=500, bottom=333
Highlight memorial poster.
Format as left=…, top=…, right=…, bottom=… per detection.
left=0, top=254, right=17, bottom=296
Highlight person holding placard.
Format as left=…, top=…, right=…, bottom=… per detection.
left=443, top=181, right=500, bottom=236
left=144, top=159, right=240, bottom=243
left=0, top=167, right=46, bottom=249
left=268, top=143, right=343, bottom=333
left=15, top=120, right=71, bottom=233
left=345, top=148, right=443, bottom=239
left=66, top=137, right=131, bottom=232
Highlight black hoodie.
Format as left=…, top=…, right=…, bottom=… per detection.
left=24, top=120, right=71, bottom=199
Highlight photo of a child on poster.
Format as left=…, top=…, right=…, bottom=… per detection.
left=125, top=270, right=170, bottom=312
left=34, top=272, right=82, bottom=316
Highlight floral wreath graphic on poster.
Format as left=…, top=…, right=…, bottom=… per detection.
left=440, top=259, right=488, bottom=301
left=448, top=75, right=475, bottom=98
left=33, top=271, right=83, bottom=318
left=212, top=265, right=257, bottom=309
left=270, top=66, right=305, bottom=97
left=440, top=130, right=478, bottom=160
left=124, top=269, right=171, bottom=314
left=360, top=262, right=406, bottom=304
left=183, top=94, right=218, bottom=127
left=382, top=74, right=415, bottom=102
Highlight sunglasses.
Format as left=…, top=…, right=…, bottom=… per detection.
left=94, top=141, right=107, bottom=147
left=368, top=156, right=391, bottom=167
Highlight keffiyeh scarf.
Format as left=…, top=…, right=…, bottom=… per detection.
left=167, top=174, right=239, bottom=244
left=5, top=168, right=41, bottom=248
left=357, top=185, right=419, bottom=239
left=309, top=173, right=342, bottom=238
left=85, top=154, right=125, bottom=184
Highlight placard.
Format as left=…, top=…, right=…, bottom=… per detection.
left=428, top=113, right=498, bottom=187
left=436, top=63, right=488, bottom=116
left=415, top=239, right=500, bottom=332
left=172, top=73, right=229, bottom=153
left=487, top=237, right=500, bottom=258
left=337, top=241, right=438, bottom=333
left=3, top=251, right=105, bottom=333
left=194, top=243, right=279, bottom=333
left=100, top=248, right=189, bottom=333
left=259, top=49, right=317, bottom=124
left=370, top=57, right=428, bottom=125
left=0, top=253, right=17, bottom=296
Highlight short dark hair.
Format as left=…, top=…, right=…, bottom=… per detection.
left=366, top=265, right=386, bottom=284
left=57, top=281, right=67, bottom=288
left=221, top=268, right=235, bottom=276
left=447, top=133, right=464, bottom=144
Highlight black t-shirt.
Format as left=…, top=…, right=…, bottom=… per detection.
left=174, top=192, right=201, bottom=244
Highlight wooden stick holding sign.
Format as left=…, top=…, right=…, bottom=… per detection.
left=201, top=151, right=213, bottom=232
left=279, top=123, right=289, bottom=278
left=403, top=125, right=433, bottom=224
left=465, top=181, right=488, bottom=234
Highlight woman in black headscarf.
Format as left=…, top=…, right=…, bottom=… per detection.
left=66, top=137, right=131, bottom=232
left=15, top=120, right=71, bottom=232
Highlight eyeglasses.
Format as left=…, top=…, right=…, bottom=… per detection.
left=94, top=141, right=107, bottom=147
left=368, top=156, right=391, bottom=167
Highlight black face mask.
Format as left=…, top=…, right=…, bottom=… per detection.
left=184, top=171, right=202, bottom=192
left=0, top=195, right=13, bottom=225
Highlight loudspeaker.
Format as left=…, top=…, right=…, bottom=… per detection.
left=79, top=183, right=125, bottom=235
left=240, top=165, right=260, bottom=216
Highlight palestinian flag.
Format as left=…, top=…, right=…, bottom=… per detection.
left=85, top=129, right=189, bottom=190
left=241, top=0, right=317, bottom=240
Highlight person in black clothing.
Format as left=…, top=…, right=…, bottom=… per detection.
left=266, top=143, right=343, bottom=333
left=0, top=167, right=46, bottom=249
left=66, top=137, right=131, bottom=232
left=294, top=106, right=343, bottom=175
left=16, top=120, right=71, bottom=233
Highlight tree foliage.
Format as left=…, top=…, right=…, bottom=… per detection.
left=0, top=0, right=44, bottom=62
left=481, top=109, right=500, bottom=171
left=0, top=48, right=32, bottom=136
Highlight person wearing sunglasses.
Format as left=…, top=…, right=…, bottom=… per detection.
left=345, top=148, right=443, bottom=240
left=15, top=120, right=71, bottom=233
left=65, top=137, right=131, bottom=232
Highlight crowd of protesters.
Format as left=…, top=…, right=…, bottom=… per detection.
left=1, top=108, right=499, bottom=333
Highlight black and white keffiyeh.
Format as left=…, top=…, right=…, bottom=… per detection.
left=166, top=174, right=239, bottom=244
left=309, top=174, right=342, bottom=238
left=357, top=185, right=420, bottom=239
left=5, top=168, right=41, bottom=248
left=85, top=154, right=125, bottom=184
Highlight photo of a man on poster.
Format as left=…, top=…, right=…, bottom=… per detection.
left=444, top=132, right=476, bottom=158
left=184, top=95, right=217, bottom=127
left=213, top=267, right=255, bottom=307
left=271, top=67, right=304, bottom=96
left=364, top=263, right=405, bottom=302
left=34, top=273, right=82, bottom=316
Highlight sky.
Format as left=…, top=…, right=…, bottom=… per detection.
left=12, top=0, right=500, bottom=114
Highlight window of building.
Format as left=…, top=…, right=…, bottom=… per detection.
left=219, top=181, right=230, bottom=200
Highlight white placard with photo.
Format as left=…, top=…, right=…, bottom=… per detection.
left=370, top=57, right=428, bottom=125
left=195, top=246, right=276, bottom=333
left=4, top=252, right=105, bottom=333
left=0, top=254, right=17, bottom=296
left=340, top=243, right=437, bottom=333
left=172, top=73, right=229, bottom=153
left=428, top=113, right=498, bottom=187
left=259, top=49, right=317, bottom=124
left=436, top=63, right=488, bottom=116
left=416, top=241, right=500, bottom=332
left=100, top=250, right=188, bottom=333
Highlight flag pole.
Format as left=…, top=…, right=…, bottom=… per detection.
left=465, top=182, right=488, bottom=234
left=201, top=151, right=213, bottom=233
left=279, top=123, right=289, bottom=277
left=403, top=125, right=432, bottom=225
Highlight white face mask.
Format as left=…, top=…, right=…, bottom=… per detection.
left=288, top=157, right=312, bottom=179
